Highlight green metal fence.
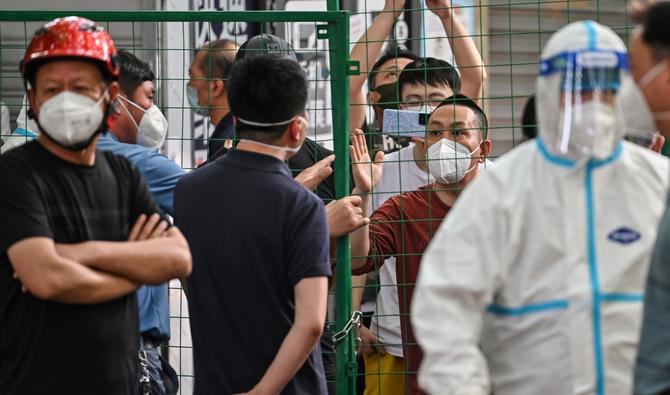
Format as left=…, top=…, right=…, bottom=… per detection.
left=0, top=3, right=647, bottom=395
left=0, top=9, right=358, bottom=394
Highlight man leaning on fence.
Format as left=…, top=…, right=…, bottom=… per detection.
left=0, top=17, right=192, bottom=395
left=175, top=54, right=330, bottom=394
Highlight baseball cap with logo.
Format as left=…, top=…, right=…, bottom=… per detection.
left=235, top=34, right=298, bottom=63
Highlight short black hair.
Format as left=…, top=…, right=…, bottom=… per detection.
left=398, top=57, right=461, bottom=95
left=433, top=93, right=488, bottom=139
left=196, top=39, right=237, bottom=80
left=521, top=94, right=537, bottom=140
left=228, top=55, right=308, bottom=142
left=116, top=50, right=155, bottom=98
left=368, top=47, right=418, bottom=90
left=642, top=1, right=670, bottom=62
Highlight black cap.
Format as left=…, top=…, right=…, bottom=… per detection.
left=235, top=34, right=298, bottom=63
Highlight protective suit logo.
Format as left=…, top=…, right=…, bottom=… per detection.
left=608, top=227, right=641, bottom=245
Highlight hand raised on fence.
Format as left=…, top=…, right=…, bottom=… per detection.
left=426, top=0, right=453, bottom=19
left=350, top=129, right=384, bottom=194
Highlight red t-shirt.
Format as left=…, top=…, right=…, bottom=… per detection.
left=353, top=185, right=451, bottom=394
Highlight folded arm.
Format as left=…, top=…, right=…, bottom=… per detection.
left=55, top=225, right=191, bottom=285
left=8, top=237, right=138, bottom=304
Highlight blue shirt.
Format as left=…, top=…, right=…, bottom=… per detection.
left=174, top=149, right=331, bottom=394
left=97, top=132, right=185, bottom=341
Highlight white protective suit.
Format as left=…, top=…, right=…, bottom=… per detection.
left=412, top=21, right=670, bottom=395
left=1, top=96, right=38, bottom=154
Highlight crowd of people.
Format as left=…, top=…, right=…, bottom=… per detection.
left=3, top=0, right=670, bottom=394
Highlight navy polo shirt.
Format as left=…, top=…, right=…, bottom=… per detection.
left=174, top=148, right=331, bottom=394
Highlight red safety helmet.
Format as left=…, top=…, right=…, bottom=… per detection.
left=21, top=16, right=119, bottom=81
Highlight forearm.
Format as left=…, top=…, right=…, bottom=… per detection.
left=59, top=236, right=191, bottom=285
left=49, top=265, right=139, bottom=304
left=441, top=13, right=486, bottom=102
left=252, top=323, right=323, bottom=394
left=352, top=274, right=368, bottom=311
left=9, top=237, right=139, bottom=304
left=350, top=187, right=372, bottom=271
left=350, top=9, right=399, bottom=94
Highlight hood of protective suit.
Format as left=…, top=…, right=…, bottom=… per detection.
left=16, top=95, right=39, bottom=134
left=537, top=21, right=629, bottom=161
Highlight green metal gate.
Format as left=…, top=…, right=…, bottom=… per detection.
left=0, top=9, right=358, bottom=394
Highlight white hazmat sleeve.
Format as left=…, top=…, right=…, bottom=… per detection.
left=412, top=173, right=508, bottom=395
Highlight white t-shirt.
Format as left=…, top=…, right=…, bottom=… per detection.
left=368, top=144, right=493, bottom=357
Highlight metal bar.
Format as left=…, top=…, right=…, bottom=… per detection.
left=327, top=13, right=356, bottom=395
left=0, top=10, right=346, bottom=23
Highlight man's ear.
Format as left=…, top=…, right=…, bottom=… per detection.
left=481, top=139, right=492, bottom=162
left=27, top=89, right=38, bottom=119
left=211, top=79, right=225, bottom=98
left=289, top=117, right=306, bottom=141
left=367, top=90, right=379, bottom=105
left=108, top=81, right=121, bottom=103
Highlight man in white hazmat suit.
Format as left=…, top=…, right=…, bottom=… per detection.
left=411, top=21, right=670, bottom=395
left=1, top=96, right=39, bottom=154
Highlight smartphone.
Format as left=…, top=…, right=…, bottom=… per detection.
left=382, top=109, right=430, bottom=138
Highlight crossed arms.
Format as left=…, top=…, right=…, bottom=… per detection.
left=9, top=213, right=192, bottom=304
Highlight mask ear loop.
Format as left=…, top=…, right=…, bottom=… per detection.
left=639, top=59, right=669, bottom=88
left=117, top=96, right=141, bottom=131
left=464, top=142, right=483, bottom=175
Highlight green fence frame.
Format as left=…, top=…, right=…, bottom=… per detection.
left=0, top=9, right=357, bottom=395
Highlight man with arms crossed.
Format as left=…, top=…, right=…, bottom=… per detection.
left=0, top=17, right=192, bottom=394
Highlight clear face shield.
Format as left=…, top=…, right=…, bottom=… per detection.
left=538, top=49, right=630, bottom=161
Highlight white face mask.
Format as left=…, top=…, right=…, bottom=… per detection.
left=118, top=96, right=168, bottom=149
left=426, top=138, right=480, bottom=185
left=617, top=78, right=658, bottom=146
left=638, top=60, right=670, bottom=121
left=37, top=90, right=107, bottom=149
left=559, top=101, right=621, bottom=160
left=238, top=139, right=302, bottom=154
left=237, top=116, right=307, bottom=155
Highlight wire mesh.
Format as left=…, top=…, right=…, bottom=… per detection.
left=0, top=2, right=642, bottom=394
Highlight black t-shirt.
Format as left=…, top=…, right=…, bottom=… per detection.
left=174, top=149, right=331, bottom=395
left=0, top=141, right=159, bottom=395
left=288, top=138, right=337, bottom=204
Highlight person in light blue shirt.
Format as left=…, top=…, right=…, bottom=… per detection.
left=98, top=132, right=183, bottom=216
left=98, top=49, right=184, bottom=395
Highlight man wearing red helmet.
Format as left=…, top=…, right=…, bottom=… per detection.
left=0, top=17, right=192, bottom=394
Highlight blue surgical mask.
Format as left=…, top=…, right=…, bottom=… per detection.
left=187, top=85, right=209, bottom=116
